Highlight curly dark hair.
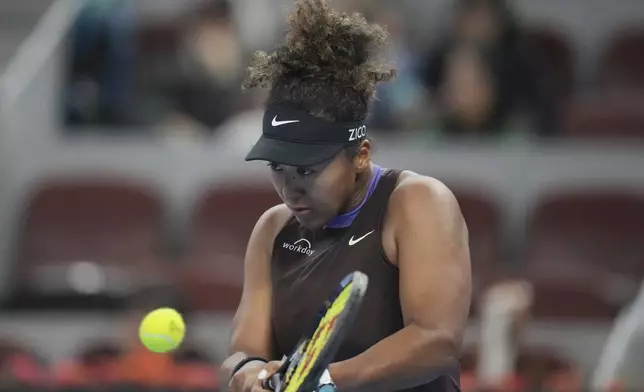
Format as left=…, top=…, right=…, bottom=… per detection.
left=242, top=0, right=396, bottom=122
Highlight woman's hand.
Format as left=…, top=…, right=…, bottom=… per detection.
left=228, top=360, right=284, bottom=392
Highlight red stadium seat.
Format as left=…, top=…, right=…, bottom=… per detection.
left=180, top=183, right=281, bottom=311
left=12, top=180, right=164, bottom=304
left=529, top=280, right=621, bottom=320
left=525, top=191, right=644, bottom=319
left=598, top=29, right=644, bottom=91
left=450, top=188, right=504, bottom=291
left=564, top=94, right=644, bottom=139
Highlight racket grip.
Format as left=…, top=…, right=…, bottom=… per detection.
left=262, top=374, right=281, bottom=391
left=262, top=378, right=274, bottom=390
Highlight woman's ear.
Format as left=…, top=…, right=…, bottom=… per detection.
left=354, top=139, right=372, bottom=173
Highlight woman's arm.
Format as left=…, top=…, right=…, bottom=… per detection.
left=329, top=175, right=472, bottom=392
left=220, top=204, right=292, bottom=382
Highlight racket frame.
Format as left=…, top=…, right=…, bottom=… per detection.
left=268, top=271, right=369, bottom=392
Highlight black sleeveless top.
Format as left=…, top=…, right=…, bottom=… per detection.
left=270, top=167, right=461, bottom=392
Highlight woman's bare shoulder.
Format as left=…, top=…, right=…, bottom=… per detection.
left=393, top=170, right=456, bottom=202
left=249, top=203, right=293, bottom=250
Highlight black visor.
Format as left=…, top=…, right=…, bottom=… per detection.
left=245, top=105, right=367, bottom=166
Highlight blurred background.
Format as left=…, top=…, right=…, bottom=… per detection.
left=0, top=0, right=643, bottom=391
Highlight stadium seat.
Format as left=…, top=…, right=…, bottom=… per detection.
left=450, top=188, right=504, bottom=292
left=11, top=181, right=164, bottom=308
left=598, top=29, right=644, bottom=91
left=564, top=94, right=644, bottom=139
left=180, top=183, right=280, bottom=311
left=529, top=280, right=621, bottom=320
left=525, top=191, right=644, bottom=319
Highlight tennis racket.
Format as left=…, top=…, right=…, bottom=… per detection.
left=263, top=270, right=369, bottom=392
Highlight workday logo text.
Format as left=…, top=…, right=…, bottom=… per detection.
left=283, top=238, right=315, bottom=256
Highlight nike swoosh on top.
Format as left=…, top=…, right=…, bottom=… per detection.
left=348, top=230, right=375, bottom=246
left=272, top=116, right=300, bottom=126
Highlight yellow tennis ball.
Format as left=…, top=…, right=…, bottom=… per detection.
left=138, top=307, right=185, bottom=353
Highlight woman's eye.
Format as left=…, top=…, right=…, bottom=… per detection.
left=268, top=163, right=283, bottom=172
left=297, top=167, right=314, bottom=176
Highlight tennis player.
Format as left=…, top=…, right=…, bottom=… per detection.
left=222, top=1, right=472, bottom=391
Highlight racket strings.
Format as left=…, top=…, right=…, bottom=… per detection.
left=283, top=284, right=352, bottom=392
left=272, top=272, right=368, bottom=392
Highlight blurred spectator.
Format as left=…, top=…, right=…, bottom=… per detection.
left=64, top=0, right=137, bottom=128
left=231, top=0, right=281, bottom=54
left=461, top=279, right=582, bottom=392
left=435, top=44, right=499, bottom=138
left=598, top=29, right=644, bottom=92
left=64, top=0, right=244, bottom=139
left=420, top=0, right=558, bottom=139
left=476, top=280, right=533, bottom=389
left=366, top=6, right=428, bottom=133
left=138, top=0, right=245, bottom=138
left=592, top=280, right=644, bottom=391
left=213, top=88, right=268, bottom=152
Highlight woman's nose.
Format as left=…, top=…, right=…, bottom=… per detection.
left=282, top=175, right=306, bottom=196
